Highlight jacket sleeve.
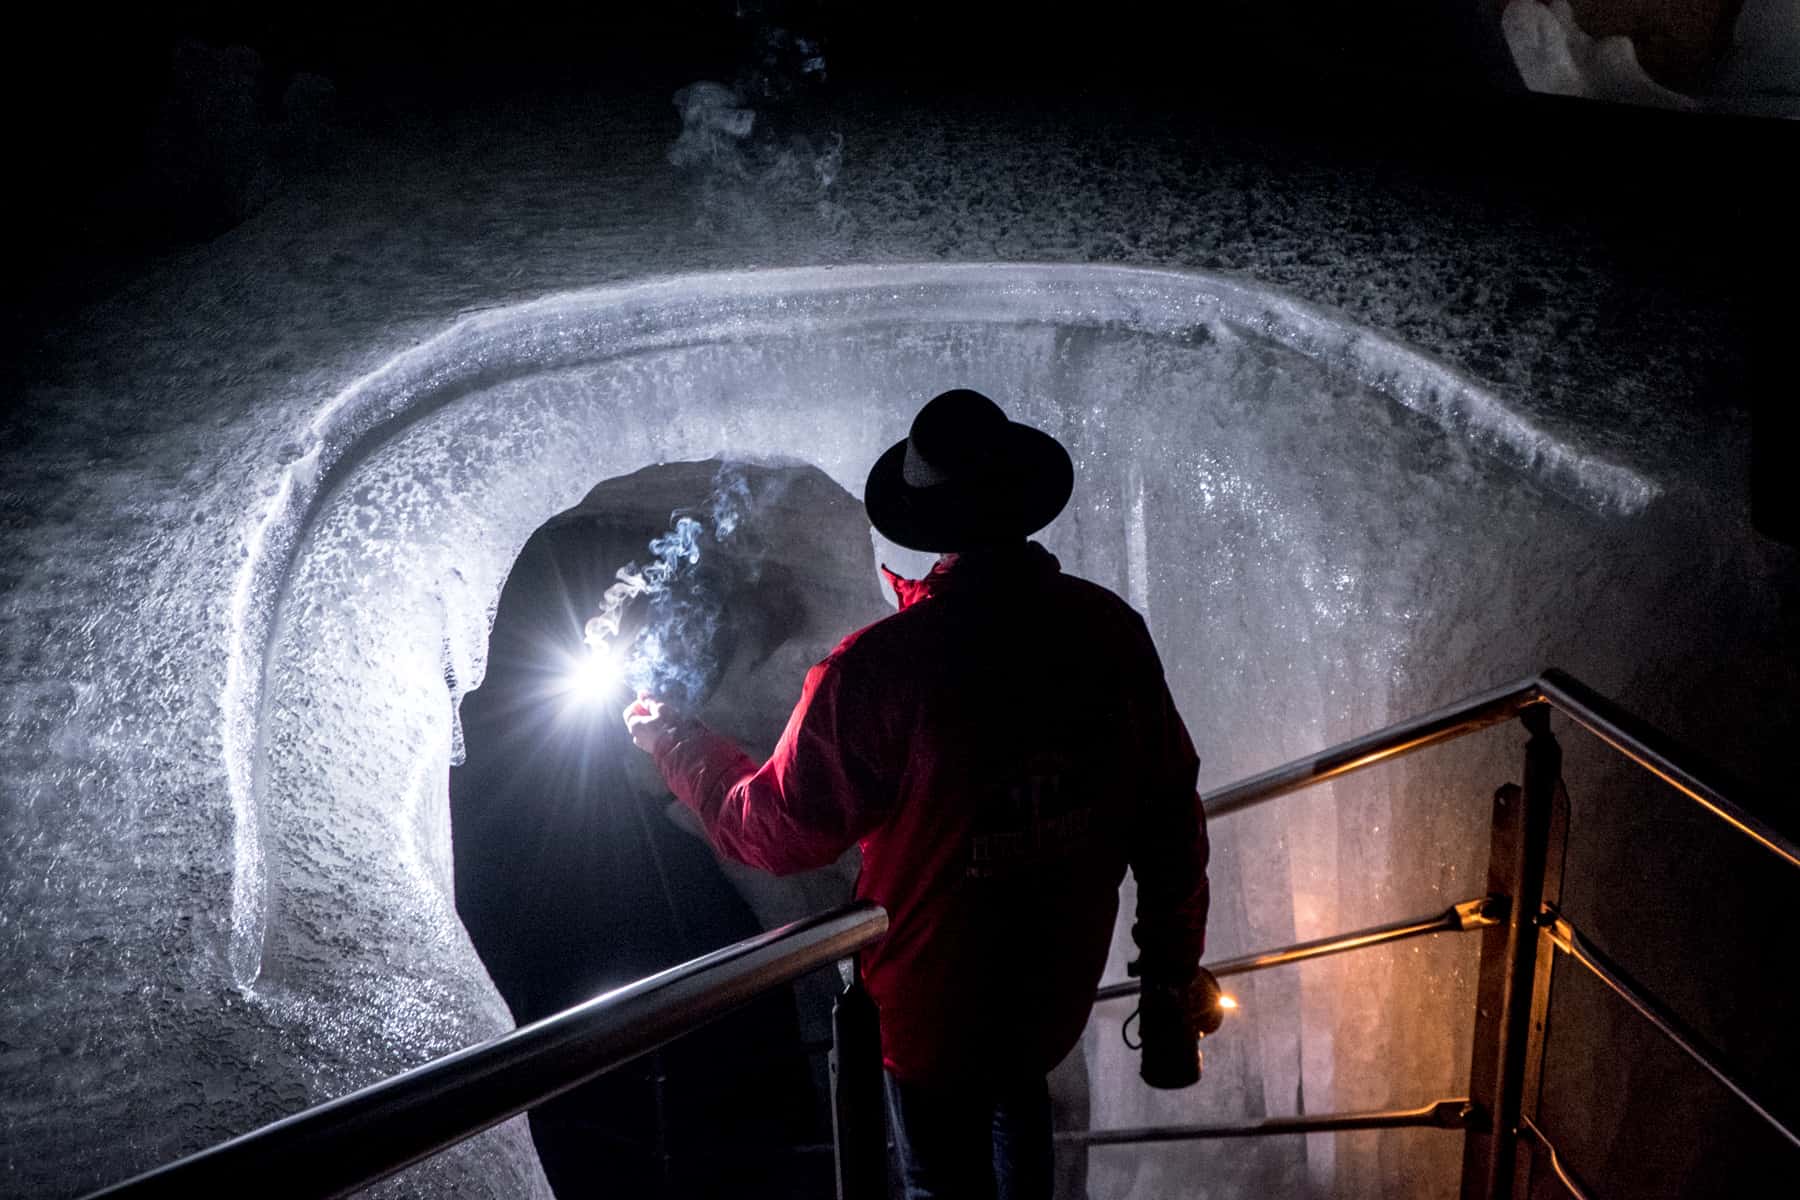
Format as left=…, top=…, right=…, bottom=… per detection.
left=1128, top=632, right=1209, bottom=984
left=654, top=648, right=893, bottom=876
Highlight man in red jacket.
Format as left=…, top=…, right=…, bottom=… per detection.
left=626, top=389, right=1212, bottom=1199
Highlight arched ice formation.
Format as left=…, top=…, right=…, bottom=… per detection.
left=3, top=263, right=1786, bottom=1198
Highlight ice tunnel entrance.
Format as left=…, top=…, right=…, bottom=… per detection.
left=236, top=263, right=1668, bottom=1197
left=450, top=459, right=885, bottom=1196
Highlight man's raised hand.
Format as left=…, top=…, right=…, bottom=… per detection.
left=623, top=691, right=678, bottom=756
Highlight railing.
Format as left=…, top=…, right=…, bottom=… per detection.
left=82, top=667, right=1796, bottom=1199
left=84, top=902, right=888, bottom=1200
left=1073, top=667, right=1798, bottom=1200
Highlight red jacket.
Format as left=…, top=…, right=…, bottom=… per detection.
left=655, top=542, right=1208, bottom=1086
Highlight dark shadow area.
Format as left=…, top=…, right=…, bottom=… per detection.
left=8, top=0, right=1791, bottom=433
left=449, top=464, right=833, bottom=1198
left=1536, top=730, right=1800, bottom=1195
left=1536, top=948, right=1797, bottom=1198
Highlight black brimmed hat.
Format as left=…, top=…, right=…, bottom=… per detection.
left=864, top=389, right=1074, bottom=553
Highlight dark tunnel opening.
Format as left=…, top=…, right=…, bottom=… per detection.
left=448, top=459, right=879, bottom=1198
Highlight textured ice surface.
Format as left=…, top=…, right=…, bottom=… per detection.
left=1, top=92, right=1789, bottom=1200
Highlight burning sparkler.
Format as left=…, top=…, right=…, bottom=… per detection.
left=563, top=628, right=626, bottom=706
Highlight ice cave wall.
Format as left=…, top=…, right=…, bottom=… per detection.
left=4, top=259, right=1790, bottom=1199
left=2, top=84, right=1790, bottom=1200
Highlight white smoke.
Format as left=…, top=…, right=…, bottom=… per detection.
left=666, top=7, right=845, bottom=236
left=584, top=516, right=705, bottom=645
left=667, top=82, right=758, bottom=177
left=584, top=463, right=754, bottom=707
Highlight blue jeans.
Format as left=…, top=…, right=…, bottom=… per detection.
left=884, top=1070, right=1053, bottom=1200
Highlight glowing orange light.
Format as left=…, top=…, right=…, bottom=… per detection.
left=1218, top=995, right=1239, bottom=1011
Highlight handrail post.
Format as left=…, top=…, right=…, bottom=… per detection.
left=651, top=1051, right=675, bottom=1194
left=1462, top=704, right=1566, bottom=1200
left=830, top=965, right=887, bottom=1200
left=1510, top=710, right=1568, bottom=1200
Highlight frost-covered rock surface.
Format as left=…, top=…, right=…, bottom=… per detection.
left=1, top=91, right=1790, bottom=1199
left=1504, top=0, right=1800, bottom=117
left=1502, top=0, right=1700, bottom=109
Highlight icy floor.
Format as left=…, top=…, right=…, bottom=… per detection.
left=1, top=91, right=1789, bottom=1199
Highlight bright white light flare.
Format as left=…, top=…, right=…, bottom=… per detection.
left=564, top=641, right=624, bottom=706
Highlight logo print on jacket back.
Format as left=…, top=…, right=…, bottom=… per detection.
left=966, top=754, right=1095, bottom=880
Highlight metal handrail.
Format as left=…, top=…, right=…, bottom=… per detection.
left=1202, top=676, right=1543, bottom=819
left=1094, top=895, right=1503, bottom=1002
left=1055, top=1097, right=1476, bottom=1147
left=1543, top=913, right=1799, bottom=1150
left=1520, top=1114, right=1595, bottom=1200
left=1201, top=669, right=1796, bottom=872
left=85, top=902, right=888, bottom=1200
left=77, top=668, right=1794, bottom=1199
left=1172, top=666, right=1797, bottom=1197
left=1535, top=669, right=1799, bottom=870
